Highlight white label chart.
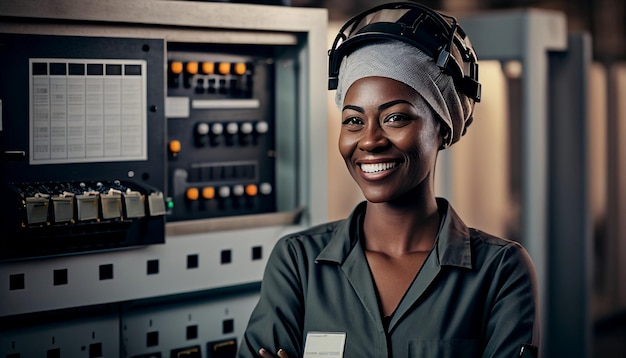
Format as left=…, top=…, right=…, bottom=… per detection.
left=29, top=59, right=147, bottom=164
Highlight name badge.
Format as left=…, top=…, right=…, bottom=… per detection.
left=303, top=332, right=346, bottom=358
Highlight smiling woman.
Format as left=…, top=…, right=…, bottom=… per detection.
left=237, top=2, right=540, bottom=358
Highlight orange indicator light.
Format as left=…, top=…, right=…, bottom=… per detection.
left=186, top=188, right=199, bottom=201
left=169, top=140, right=181, bottom=154
left=245, top=184, right=258, bottom=196
left=202, top=187, right=215, bottom=200
left=171, top=61, right=183, bottom=74
left=186, top=62, right=199, bottom=75
left=202, top=62, right=215, bottom=74
left=234, top=63, right=247, bottom=75
left=218, top=62, right=231, bottom=75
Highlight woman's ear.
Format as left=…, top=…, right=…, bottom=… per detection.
left=439, top=127, right=450, bottom=150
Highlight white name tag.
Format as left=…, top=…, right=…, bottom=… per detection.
left=303, top=332, right=346, bottom=358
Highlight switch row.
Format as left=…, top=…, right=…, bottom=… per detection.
left=168, top=60, right=253, bottom=91
left=23, top=191, right=166, bottom=225
left=168, top=121, right=269, bottom=155
left=13, top=181, right=166, bottom=225
left=185, top=183, right=272, bottom=201
left=196, top=121, right=268, bottom=136
left=169, top=60, right=250, bottom=76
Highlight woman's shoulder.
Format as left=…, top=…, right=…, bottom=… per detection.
left=468, top=228, right=535, bottom=274
left=440, top=199, right=531, bottom=268
left=282, top=218, right=344, bottom=240
left=273, top=219, right=347, bottom=255
left=469, top=228, right=521, bottom=249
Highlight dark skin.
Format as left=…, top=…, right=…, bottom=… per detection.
left=259, top=76, right=444, bottom=358
left=339, top=76, right=442, bottom=317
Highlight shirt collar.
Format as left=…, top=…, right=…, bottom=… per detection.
left=315, top=201, right=365, bottom=265
left=316, top=198, right=473, bottom=270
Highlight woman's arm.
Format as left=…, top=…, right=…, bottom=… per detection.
left=238, top=237, right=306, bottom=358
left=482, top=243, right=540, bottom=358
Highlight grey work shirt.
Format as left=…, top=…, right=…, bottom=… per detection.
left=238, top=198, right=539, bottom=358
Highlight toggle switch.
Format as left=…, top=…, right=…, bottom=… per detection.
left=52, top=195, right=74, bottom=223
left=255, top=121, right=269, bottom=134
left=76, top=194, right=99, bottom=221
left=124, top=191, right=145, bottom=218
left=25, top=196, right=49, bottom=224
left=169, top=61, right=184, bottom=88
left=259, top=182, right=272, bottom=195
left=196, top=122, right=210, bottom=136
left=211, top=123, right=224, bottom=136
left=240, top=122, right=253, bottom=135
left=148, top=192, right=167, bottom=216
left=183, top=62, right=198, bottom=88
left=218, top=186, right=230, bottom=198
left=101, top=193, right=122, bottom=219
left=209, top=123, right=224, bottom=146
left=195, top=122, right=210, bottom=146
left=169, top=140, right=182, bottom=157
left=226, top=122, right=238, bottom=135
left=232, top=184, right=244, bottom=197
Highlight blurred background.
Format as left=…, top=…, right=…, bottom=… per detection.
left=288, top=0, right=626, bottom=357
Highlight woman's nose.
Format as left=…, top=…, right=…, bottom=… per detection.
left=359, top=124, right=389, bottom=152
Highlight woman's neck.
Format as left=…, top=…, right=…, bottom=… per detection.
left=362, top=196, right=440, bottom=257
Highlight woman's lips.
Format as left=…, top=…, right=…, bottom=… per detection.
left=357, top=161, right=399, bottom=180
left=359, top=162, right=398, bottom=173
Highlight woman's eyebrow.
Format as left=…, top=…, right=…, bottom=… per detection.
left=378, top=99, right=413, bottom=111
left=343, top=99, right=412, bottom=113
left=342, top=104, right=364, bottom=113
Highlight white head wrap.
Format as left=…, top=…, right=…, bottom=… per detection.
left=335, top=40, right=473, bottom=146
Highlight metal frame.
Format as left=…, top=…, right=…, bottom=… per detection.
left=0, top=0, right=328, bottom=317
left=546, top=33, right=592, bottom=358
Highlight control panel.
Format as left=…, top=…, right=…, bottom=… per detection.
left=0, top=1, right=328, bottom=357
left=0, top=33, right=167, bottom=260
left=165, top=44, right=277, bottom=222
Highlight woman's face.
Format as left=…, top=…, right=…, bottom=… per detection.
left=338, top=76, right=442, bottom=203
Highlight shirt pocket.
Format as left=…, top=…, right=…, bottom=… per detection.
left=408, top=339, right=480, bottom=358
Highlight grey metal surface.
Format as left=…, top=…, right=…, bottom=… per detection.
left=547, top=33, right=593, bottom=358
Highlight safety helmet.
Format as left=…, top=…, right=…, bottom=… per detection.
left=328, top=1, right=481, bottom=104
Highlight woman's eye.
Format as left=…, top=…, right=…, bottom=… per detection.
left=384, top=113, right=409, bottom=124
left=342, top=117, right=363, bottom=126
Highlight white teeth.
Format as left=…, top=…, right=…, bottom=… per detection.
left=360, top=162, right=398, bottom=173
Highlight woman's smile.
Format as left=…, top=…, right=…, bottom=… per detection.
left=360, top=161, right=398, bottom=174
left=357, top=159, right=402, bottom=182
